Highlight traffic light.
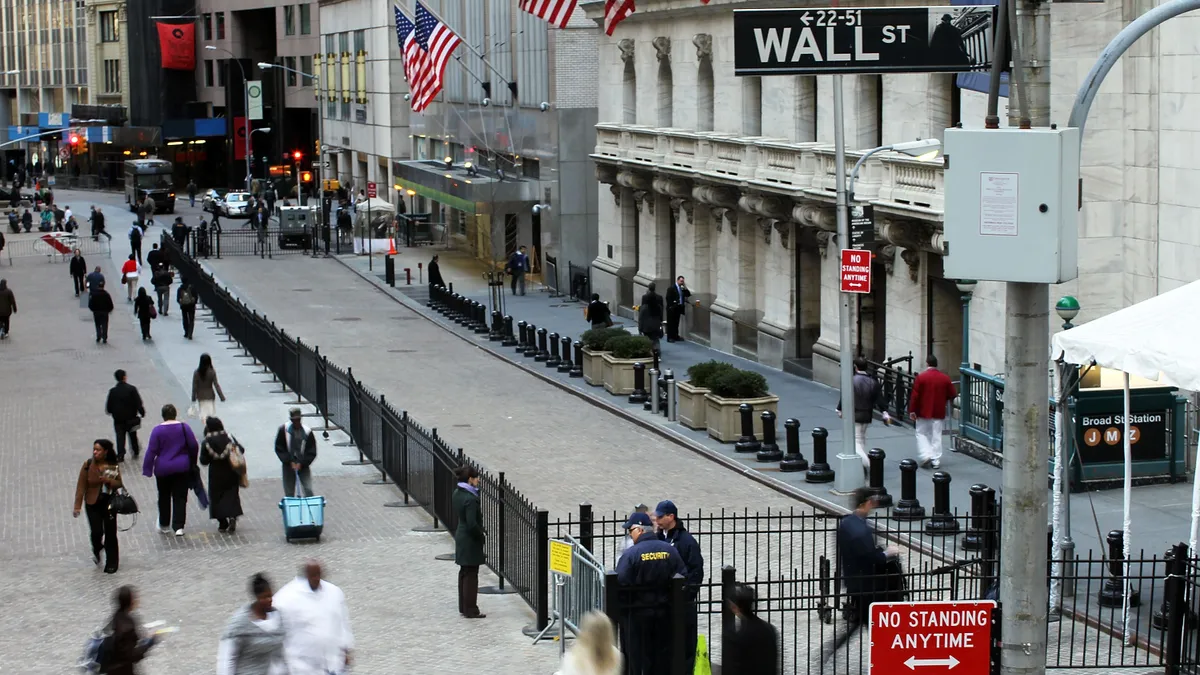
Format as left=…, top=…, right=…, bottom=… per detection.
left=69, top=134, right=80, bottom=146
left=314, top=139, right=321, bottom=156
left=292, top=150, right=302, bottom=162
left=300, top=171, right=313, bottom=183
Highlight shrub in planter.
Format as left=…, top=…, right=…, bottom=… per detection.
left=704, top=368, right=778, bottom=442
left=686, top=360, right=736, bottom=388
left=709, top=369, right=770, bottom=399
left=678, top=361, right=736, bottom=430
left=582, top=327, right=628, bottom=351
left=607, top=335, right=654, bottom=359
left=601, top=335, right=656, bottom=395
left=581, top=327, right=628, bottom=385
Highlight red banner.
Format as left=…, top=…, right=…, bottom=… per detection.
left=232, top=117, right=248, bottom=161
left=156, top=21, right=195, bottom=70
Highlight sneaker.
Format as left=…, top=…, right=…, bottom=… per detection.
left=174, top=529, right=184, bottom=537
left=930, top=459, right=941, bottom=470
left=158, top=526, right=172, bottom=534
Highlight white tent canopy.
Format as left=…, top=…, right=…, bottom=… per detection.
left=1050, top=279, right=1200, bottom=643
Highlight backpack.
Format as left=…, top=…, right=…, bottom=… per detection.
left=179, top=288, right=195, bottom=306
left=78, top=626, right=114, bottom=673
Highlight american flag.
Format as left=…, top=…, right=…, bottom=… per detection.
left=520, top=0, right=579, bottom=28
left=393, top=6, right=426, bottom=109
left=412, top=2, right=462, bottom=111
left=604, top=0, right=634, bottom=36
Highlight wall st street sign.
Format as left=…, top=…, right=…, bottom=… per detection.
left=733, top=6, right=997, bottom=76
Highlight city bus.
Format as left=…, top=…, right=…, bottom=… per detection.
left=124, top=159, right=176, bottom=213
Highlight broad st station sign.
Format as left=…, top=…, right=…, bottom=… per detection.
left=869, top=600, right=996, bottom=673
left=733, top=6, right=997, bottom=76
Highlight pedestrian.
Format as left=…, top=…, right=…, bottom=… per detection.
left=142, top=403, right=199, bottom=536
left=274, top=407, right=317, bottom=497
left=0, top=278, right=16, bottom=339
left=87, top=265, right=106, bottom=295
left=73, top=438, right=123, bottom=573
left=145, top=242, right=164, bottom=273
left=40, top=207, right=52, bottom=231
left=103, top=586, right=158, bottom=675
left=133, top=287, right=154, bottom=340
left=557, top=612, right=622, bottom=675
left=837, top=357, right=891, bottom=473
left=585, top=293, right=613, bottom=329
left=152, top=265, right=173, bottom=317
left=196, top=219, right=211, bottom=257
left=908, top=354, right=957, bottom=470
left=0, top=229, right=5, bottom=258
left=453, top=465, right=487, bottom=619
left=655, top=500, right=703, bottom=674
left=140, top=196, right=156, bottom=230
left=20, top=207, right=32, bottom=232
left=94, top=207, right=111, bottom=241
left=665, top=275, right=692, bottom=342
left=177, top=280, right=197, bottom=339
left=273, top=561, right=355, bottom=675
left=171, top=217, right=189, bottom=248
left=622, top=503, right=652, bottom=551
left=615, top=511, right=686, bottom=675
left=217, top=573, right=287, bottom=674
left=725, top=584, right=779, bottom=675
left=106, top=369, right=145, bottom=461
left=64, top=204, right=73, bottom=225
left=67, top=214, right=80, bottom=233
left=506, top=245, right=530, bottom=295
left=186, top=179, right=198, bottom=208
left=827, top=487, right=901, bottom=659
left=6, top=209, right=16, bottom=233
left=128, top=222, right=143, bottom=264
left=428, top=254, right=445, bottom=288
left=89, top=281, right=116, bottom=344
left=67, top=248, right=88, bottom=296
left=637, top=283, right=664, bottom=352
left=53, top=204, right=65, bottom=231
left=199, top=417, right=244, bottom=533
left=191, top=353, right=226, bottom=422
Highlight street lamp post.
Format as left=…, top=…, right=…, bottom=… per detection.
left=206, top=45, right=252, bottom=192
left=258, top=61, right=324, bottom=256
left=1054, top=294, right=1081, bottom=601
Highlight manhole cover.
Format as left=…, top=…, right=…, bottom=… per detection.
left=387, top=349, right=416, bottom=353
left=452, top=424, right=472, bottom=428
left=332, top=317, right=361, bottom=322
left=293, top=288, right=313, bottom=292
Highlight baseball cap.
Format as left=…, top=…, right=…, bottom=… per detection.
left=624, top=511, right=653, bottom=529
left=654, top=500, right=678, bottom=518
left=288, top=407, right=303, bottom=419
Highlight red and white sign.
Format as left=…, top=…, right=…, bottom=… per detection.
left=869, top=600, right=995, bottom=674
left=840, top=248, right=872, bottom=294
left=366, top=181, right=377, bottom=199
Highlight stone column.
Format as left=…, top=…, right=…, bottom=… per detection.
left=757, top=219, right=796, bottom=369
left=632, top=192, right=672, bottom=297
left=812, top=230, right=846, bottom=386
left=592, top=180, right=639, bottom=309
left=884, top=248, right=928, bottom=362
left=710, top=209, right=758, bottom=353
left=816, top=75, right=879, bottom=149
left=882, top=74, right=953, bottom=144
left=673, top=199, right=712, bottom=338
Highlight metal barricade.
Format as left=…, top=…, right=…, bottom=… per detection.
left=4, top=232, right=111, bottom=264
left=560, top=534, right=606, bottom=635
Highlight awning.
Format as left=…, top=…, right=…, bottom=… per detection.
left=392, top=159, right=540, bottom=212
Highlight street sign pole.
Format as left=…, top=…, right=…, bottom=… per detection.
left=833, top=73, right=860, bottom=493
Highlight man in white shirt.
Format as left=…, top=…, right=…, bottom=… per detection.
left=273, top=561, right=354, bottom=675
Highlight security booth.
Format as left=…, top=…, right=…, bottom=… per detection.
left=273, top=205, right=314, bottom=249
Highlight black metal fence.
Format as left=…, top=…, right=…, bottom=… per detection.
left=866, top=353, right=916, bottom=426
left=186, top=225, right=316, bottom=259
left=162, top=234, right=550, bottom=630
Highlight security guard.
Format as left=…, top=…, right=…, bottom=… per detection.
left=616, top=511, right=686, bottom=675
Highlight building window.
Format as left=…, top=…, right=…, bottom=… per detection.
left=216, top=12, right=225, bottom=40
left=299, top=4, right=311, bottom=35
left=284, top=5, right=295, bottom=36
left=103, top=58, right=120, bottom=93
left=300, top=55, right=313, bottom=86
left=204, top=59, right=213, bottom=87
left=285, top=56, right=297, bottom=86
left=218, top=59, right=227, bottom=87
left=203, top=13, right=212, bottom=40
left=99, top=11, right=118, bottom=42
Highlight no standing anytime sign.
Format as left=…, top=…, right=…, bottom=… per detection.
left=869, top=600, right=995, bottom=673
left=840, top=248, right=872, bottom=293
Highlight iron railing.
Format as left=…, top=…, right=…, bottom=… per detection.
left=188, top=225, right=316, bottom=259
left=568, top=261, right=591, bottom=302
left=865, top=353, right=915, bottom=425
left=962, top=366, right=1006, bottom=449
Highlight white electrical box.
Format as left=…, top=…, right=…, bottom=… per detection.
left=942, top=127, right=1080, bottom=284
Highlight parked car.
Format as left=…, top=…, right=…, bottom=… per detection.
left=202, top=188, right=229, bottom=213
left=220, top=191, right=252, bottom=218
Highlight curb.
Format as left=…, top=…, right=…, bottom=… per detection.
left=330, top=255, right=854, bottom=518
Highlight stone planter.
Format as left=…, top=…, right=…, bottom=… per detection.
left=677, top=381, right=711, bottom=430
left=582, top=347, right=608, bottom=386
left=602, top=353, right=654, bottom=395
left=704, top=393, right=780, bottom=443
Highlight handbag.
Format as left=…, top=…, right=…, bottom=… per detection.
left=108, top=488, right=139, bottom=515
left=228, top=437, right=250, bottom=489
left=187, top=402, right=200, bottom=419
left=148, top=304, right=158, bottom=319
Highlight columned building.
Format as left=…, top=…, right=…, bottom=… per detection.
left=582, top=0, right=1199, bottom=387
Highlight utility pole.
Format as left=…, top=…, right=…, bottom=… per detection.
left=831, top=73, right=861, bottom=494
left=1000, top=0, right=1052, bottom=672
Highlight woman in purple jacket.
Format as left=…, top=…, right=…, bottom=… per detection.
left=142, top=403, right=199, bottom=536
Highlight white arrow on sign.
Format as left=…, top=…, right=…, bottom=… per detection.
left=905, top=655, right=960, bottom=670
left=800, top=10, right=812, bottom=25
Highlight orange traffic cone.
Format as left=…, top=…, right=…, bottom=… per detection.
left=388, top=237, right=398, bottom=256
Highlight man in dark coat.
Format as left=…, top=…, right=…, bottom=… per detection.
left=428, top=255, right=445, bottom=288
left=664, top=275, right=692, bottom=343
left=145, top=243, right=165, bottom=274
left=726, top=584, right=779, bottom=675
left=827, top=487, right=900, bottom=660
left=105, top=368, right=145, bottom=461
left=637, top=282, right=664, bottom=352
left=617, top=511, right=687, bottom=675
left=274, top=407, right=317, bottom=497
left=89, top=281, right=115, bottom=344
left=453, top=465, right=487, bottom=619
left=837, top=357, right=892, bottom=473
left=656, top=500, right=703, bottom=674
left=86, top=266, right=106, bottom=296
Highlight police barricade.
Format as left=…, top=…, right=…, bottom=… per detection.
left=3, top=232, right=111, bottom=264
left=533, top=535, right=607, bottom=650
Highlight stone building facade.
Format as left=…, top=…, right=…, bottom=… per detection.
left=582, top=0, right=1198, bottom=385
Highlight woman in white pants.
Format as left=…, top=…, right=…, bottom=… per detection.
left=191, top=353, right=226, bottom=422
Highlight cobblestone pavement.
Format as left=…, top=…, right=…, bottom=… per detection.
left=0, top=216, right=558, bottom=674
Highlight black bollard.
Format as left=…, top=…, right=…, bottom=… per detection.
left=569, top=341, right=584, bottom=378
left=385, top=255, right=395, bottom=286
left=535, top=328, right=550, bottom=361
left=473, top=303, right=489, bottom=334
left=455, top=295, right=469, bottom=324
left=805, top=427, right=834, bottom=483
left=502, top=316, right=518, bottom=347
left=734, top=404, right=761, bottom=453
left=924, top=471, right=959, bottom=535
left=866, top=449, right=892, bottom=507
left=629, top=362, right=649, bottom=404
left=962, top=484, right=988, bottom=550
left=489, top=311, right=503, bottom=341
left=892, top=459, right=925, bottom=520
left=779, top=418, right=809, bottom=472
left=517, top=321, right=529, bottom=351
left=756, top=411, right=782, bottom=462
left=1153, top=542, right=1191, bottom=630
left=652, top=349, right=660, bottom=373
left=523, top=324, right=540, bottom=357
left=1099, top=530, right=1141, bottom=608
left=557, top=336, right=573, bottom=373
left=546, top=332, right=562, bottom=367
left=428, top=284, right=440, bottom=309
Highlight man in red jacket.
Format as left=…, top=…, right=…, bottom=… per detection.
left=908, top=354, right=957, bottom=469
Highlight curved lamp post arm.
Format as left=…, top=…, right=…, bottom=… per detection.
left=847, top=145, right=892, bottom=202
